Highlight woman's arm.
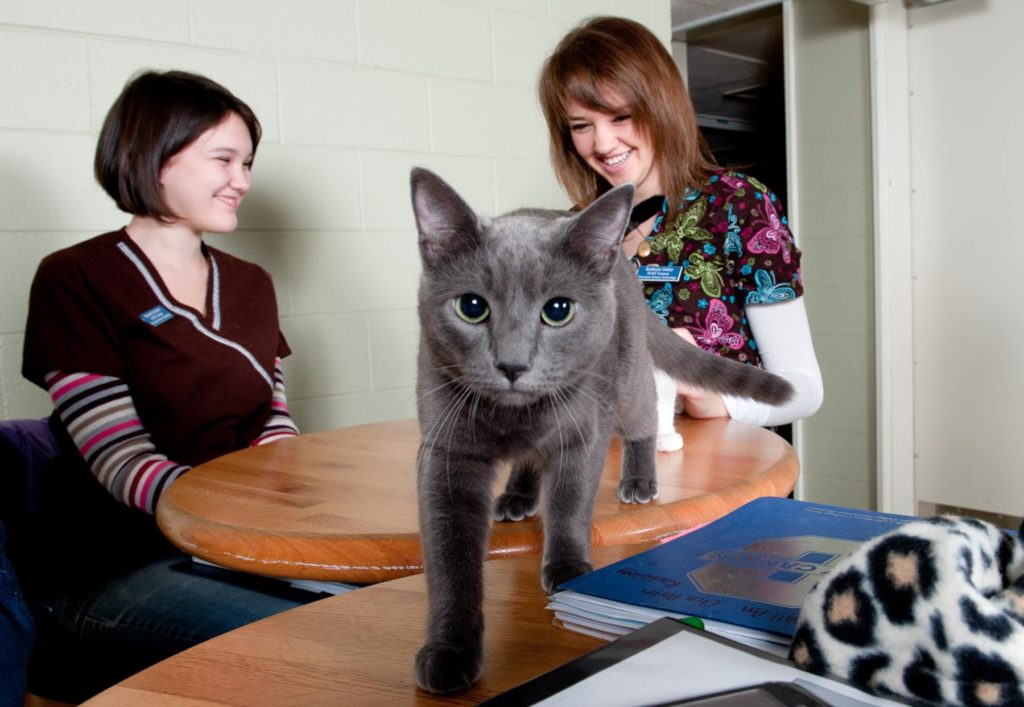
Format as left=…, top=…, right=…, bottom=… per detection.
left=250, top=357, right=300, bottom=445
left=722, top=297, right=823, bottom=426
left=46, top=371, right=190, bottom=514
left=48, top=360, right=298, bottom=513
left=674, top=297, right=823, bottom=427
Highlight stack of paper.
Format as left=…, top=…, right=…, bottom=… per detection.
left=190, top=556, right=356, bottom=597
left=548, top=589, right=790, bottom=655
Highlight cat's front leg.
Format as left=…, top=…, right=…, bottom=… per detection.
left=538, top=442, right=607, bottom=592
left=415, top=445, right=497, bottom=694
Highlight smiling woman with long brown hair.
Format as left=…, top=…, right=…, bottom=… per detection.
left=539, top=16, right=823, bottom=430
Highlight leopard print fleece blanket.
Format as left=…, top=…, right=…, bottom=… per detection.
left=789, top=516, right=1024, bottom=705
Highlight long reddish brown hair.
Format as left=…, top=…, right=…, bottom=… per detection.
left=539, top=16, right=717, bottom=219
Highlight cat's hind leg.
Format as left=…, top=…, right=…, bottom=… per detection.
left=615, top=364, right=660, bottom=502
left=492, top=462, right=540, bottom=521
left=653, top=368, right=683, bottom=452
left=618, top=435, right=659, bottom=503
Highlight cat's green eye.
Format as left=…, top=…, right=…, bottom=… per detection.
left=541, top=297, right=575, bottom=327
left=454, top=294, right=489, bottom=324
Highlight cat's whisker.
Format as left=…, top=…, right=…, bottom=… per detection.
left=570, top=368, right=617, bottom=387
left=418, top=382, right=474, bottom=494
left=548, top=392, right=585, bottom=498
left=552, top=387, right=586, bottom=450
left=546, top=393, right=568, bottom=480
left=419, top=380, right=468, bottom=447
left=562, top=382, right=616, bottom=424
left=423, top=385, right=475, bottom=503
left=553, top=393, right=580, bottom=484
left=428, top=384, right=470, bottom=448
left=419, top=372, right=472, bottom=400
left=467, top=391, right=484, bottom=444
left=442, top=386, right=475, bottom=500
left=554, top=386, right=588, bottom=475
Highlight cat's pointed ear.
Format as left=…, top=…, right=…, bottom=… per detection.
left=565, top=183, right=635, bottom=275
left=410, top=168, right=480, bottom=268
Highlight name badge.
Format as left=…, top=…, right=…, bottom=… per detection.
left=140, top=305, right=174, bottom=327
left=637, top=264, right=683, bottom=282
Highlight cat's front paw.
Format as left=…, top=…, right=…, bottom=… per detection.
left=415, top=643, right=484, bottom=694
left=656, top=432, right=683, bottom=452
left=542, top=560, right=593, bottom=593
left=493, top=490, right=538, bottom=521
left=617, top=477, right=659, bottom=504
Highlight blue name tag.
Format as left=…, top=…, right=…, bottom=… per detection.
left=140, top=305, right=174, bottom=327
left=637, top=265, right=683, bottom=282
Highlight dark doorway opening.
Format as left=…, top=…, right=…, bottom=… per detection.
left=677, top=5, right=787, bottom=207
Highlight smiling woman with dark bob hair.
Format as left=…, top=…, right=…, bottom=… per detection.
left=94, top=70, right=261, bottom=220
left=18, top=69, right=349, bottom=702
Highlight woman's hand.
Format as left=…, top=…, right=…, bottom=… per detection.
left=671, top=327, right=729, bottom=419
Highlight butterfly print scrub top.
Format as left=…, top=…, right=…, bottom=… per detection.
left=633, top=171, right=803, bottom=367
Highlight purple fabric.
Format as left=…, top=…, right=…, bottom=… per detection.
left=0, top=418, right=59, bottom=515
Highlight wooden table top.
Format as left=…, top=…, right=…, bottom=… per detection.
left=83, top=544, right=655, bottom=707
left=157, top=417, right=797, bottom=584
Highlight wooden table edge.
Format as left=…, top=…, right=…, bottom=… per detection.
left=156, top=419, right=798, bottom=584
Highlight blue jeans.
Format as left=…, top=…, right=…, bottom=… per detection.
left=0, top=521, right=33, bottom=707
left=51, top=556, right=356, bottom=698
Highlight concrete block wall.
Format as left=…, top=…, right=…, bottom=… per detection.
left=788, top=0, right=875, bottom=508
left=0, top=0, right=670, bottom=433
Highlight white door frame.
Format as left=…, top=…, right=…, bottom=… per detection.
left=868, top=1, right=916, bottom=515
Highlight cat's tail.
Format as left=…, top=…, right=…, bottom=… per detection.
left=646, top=314, right=793, bottom=405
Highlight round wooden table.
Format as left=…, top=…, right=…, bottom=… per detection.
left=156, top=417, right=797, bottom=584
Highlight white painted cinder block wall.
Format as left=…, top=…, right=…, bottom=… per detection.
left=0, top=0, right=671, bottom=434
left=788, top=0, right=875, bottom=508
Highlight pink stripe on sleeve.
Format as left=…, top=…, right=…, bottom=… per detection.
left=51, top=373, right=103, bottom=402
left=80, top=418, right=140, bottom=455
left=131, top=459, right=169, bottom=511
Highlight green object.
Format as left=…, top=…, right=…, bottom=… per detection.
left=677, top=616, right=705, bottom=630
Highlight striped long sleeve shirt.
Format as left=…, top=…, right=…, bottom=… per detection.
left=46, top=357, right=298, bottom=514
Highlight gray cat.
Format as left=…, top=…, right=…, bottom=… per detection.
left=410, top=168, right=792, bottom=694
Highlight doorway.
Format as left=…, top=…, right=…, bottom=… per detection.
left=674, top=5, right=791, bottom=448
left=675, top=5, right=787, bottom=206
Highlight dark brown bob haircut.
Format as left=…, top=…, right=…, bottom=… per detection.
left=538, top=16, right=717, bottom=220
left=95, top=70, right=261, bottom=220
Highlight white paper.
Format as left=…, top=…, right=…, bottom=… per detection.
left=533, top=626, right=905, bottom=707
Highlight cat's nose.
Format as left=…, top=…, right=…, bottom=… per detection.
left=497, top=362, right=529, bottom=382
